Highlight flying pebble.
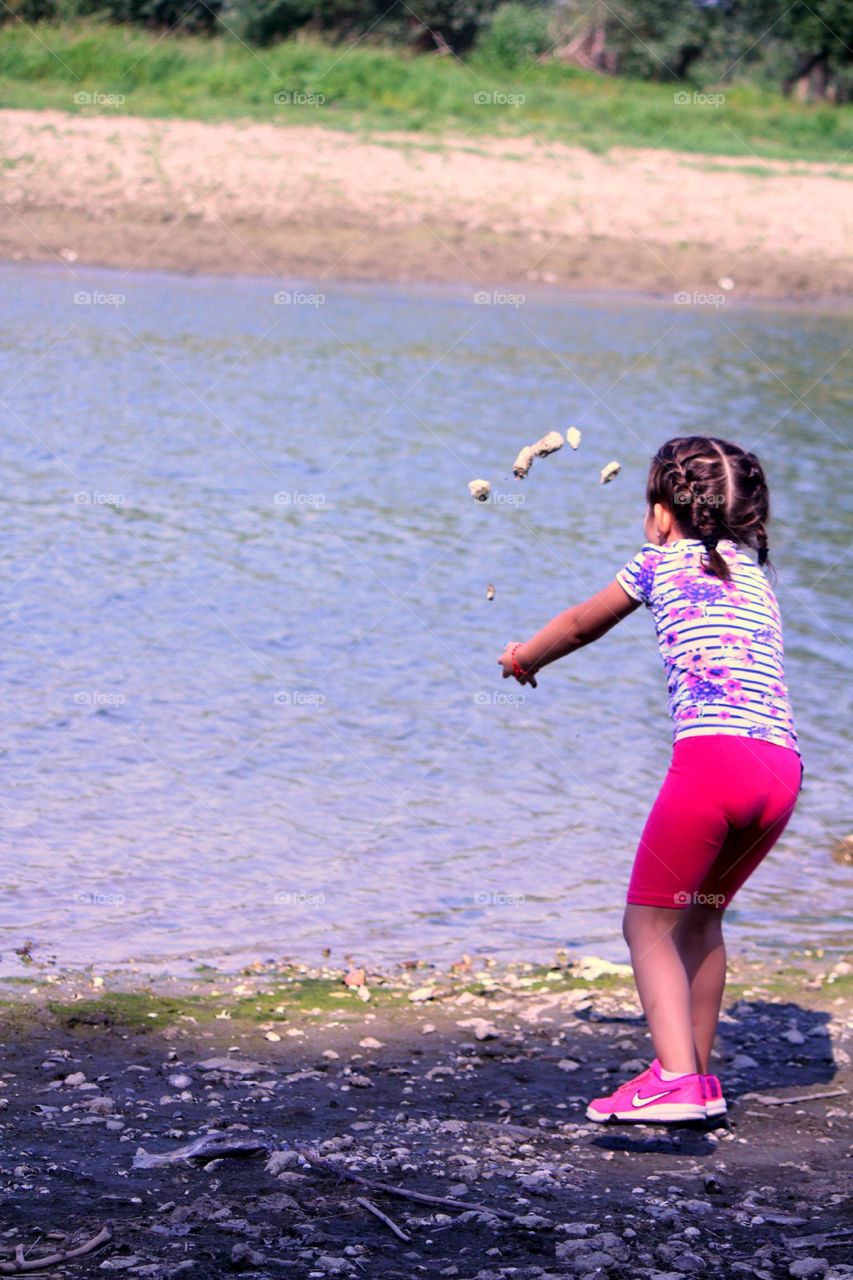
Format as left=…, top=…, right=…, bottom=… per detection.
left=600, top=461, right=621, bottom=484
left=468, top=479, right=491, bottom=502
left=566, top=427, right=582, bottom=450
left=486, top=584, right=495, bottom=601
left=513, top=430, right=563, bottom=478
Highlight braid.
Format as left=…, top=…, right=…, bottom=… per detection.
left=646, top=437, right=773, bottom=579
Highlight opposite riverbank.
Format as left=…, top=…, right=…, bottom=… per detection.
left=2, top=109, right=852, bottom=301
left=1, top=953, right=851, bottom=1278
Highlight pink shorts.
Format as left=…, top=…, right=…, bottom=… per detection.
left=627, top=735, right=803, bottom=910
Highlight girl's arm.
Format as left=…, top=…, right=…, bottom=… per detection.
left=498, top=580, right=641, bottom=685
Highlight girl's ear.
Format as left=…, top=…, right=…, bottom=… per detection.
left=654, top=502, right=674, bottom=539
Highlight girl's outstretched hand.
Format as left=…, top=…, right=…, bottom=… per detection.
left=497, top=643, right=538, bottom=687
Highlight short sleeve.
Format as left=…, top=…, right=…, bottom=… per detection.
left=616, top=544, right=660, bottom=607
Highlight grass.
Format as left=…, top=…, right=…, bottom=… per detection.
left=0, top=21, right=851, bottom=161
left=0, top=958, right=847, bottom=1034
left=0, top=962, right=636, bottom=1032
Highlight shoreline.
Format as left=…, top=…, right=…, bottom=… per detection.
left=2, top=950, right=849, bottom=1013
left=1, top=951, right=850, bottom=1278
left=2, top=944, right=849, bottom=996
left=2, top=109, right=852, bottom=303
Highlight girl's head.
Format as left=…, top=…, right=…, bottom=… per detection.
left=644, top=437, right=770, bottom=580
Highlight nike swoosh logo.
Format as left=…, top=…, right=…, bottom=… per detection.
left=631, top=1088, right=677, bottom=1107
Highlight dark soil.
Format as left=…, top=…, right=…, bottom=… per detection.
left=0, top=962, right=851, bottom=1280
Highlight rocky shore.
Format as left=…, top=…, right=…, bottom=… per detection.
left=0, top=954, right=850, bottom=1278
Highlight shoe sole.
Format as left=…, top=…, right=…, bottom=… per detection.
left=705, top=1099, right=728, bottom=1117
left=585, top=1102, right=707, bottom=1123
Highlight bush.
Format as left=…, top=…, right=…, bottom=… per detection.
left=479, top=1, right=550, bottom=67
left=220, top=0, right=314, bottom=46
left=0, top=0, right=223, bottom=31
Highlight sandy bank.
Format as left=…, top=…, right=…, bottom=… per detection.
left=1, top=109, right=851, bottom=300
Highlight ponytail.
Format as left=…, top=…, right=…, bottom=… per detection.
left=702, top=534, right=731, bottom=582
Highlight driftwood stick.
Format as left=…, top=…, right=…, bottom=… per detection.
left=355, top=1196, right=411, bottom=1241
left=741, top=1087, right=847, bottom=1107
left=297, top=1148, right=517, bottom=1221
left=784, top=1227, right=853, bottom=1251
left=0, top=1225, right=112, bottom=1274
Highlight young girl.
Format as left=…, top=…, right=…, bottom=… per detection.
left=498, top=436, right=802, bottom=1123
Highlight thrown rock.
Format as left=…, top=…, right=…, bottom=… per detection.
left=566, top=427, right=582, bottom=449
left=468, top=479, right=491, bottom=502
left=513, top=431, right=564, bottom=478
left=599, top=461, right=621, bottom=484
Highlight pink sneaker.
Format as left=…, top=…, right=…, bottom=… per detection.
left=702, top=1073, right=727, bottom=1117
left=586, top=1059, right=706, bottom=1123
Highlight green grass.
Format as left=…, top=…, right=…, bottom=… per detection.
left=0, top=21, right=851, bottom=161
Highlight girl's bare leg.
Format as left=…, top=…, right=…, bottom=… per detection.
left=674, top=903, right=727, bottom=1074
left=622, top=904, right=698, bottom=1075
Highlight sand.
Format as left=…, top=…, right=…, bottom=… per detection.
left=1, top=109, right=851, bottom=299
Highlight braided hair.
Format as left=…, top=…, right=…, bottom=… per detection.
left=646, top=437, right=771, bottom=582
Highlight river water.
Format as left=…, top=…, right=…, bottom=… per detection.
left=0, top=265, right=849, bottom=975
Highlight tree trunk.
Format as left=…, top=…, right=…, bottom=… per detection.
left=782, top=51, right=823, bottom=98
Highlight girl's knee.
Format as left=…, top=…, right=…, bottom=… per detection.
left=622, top=903, right=678, bottom=948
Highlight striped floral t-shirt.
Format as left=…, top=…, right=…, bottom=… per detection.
left=617, top=538, right=798, bottom=753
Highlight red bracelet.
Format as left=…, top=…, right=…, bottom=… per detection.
left=510, top=643, right=530, bottom=681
